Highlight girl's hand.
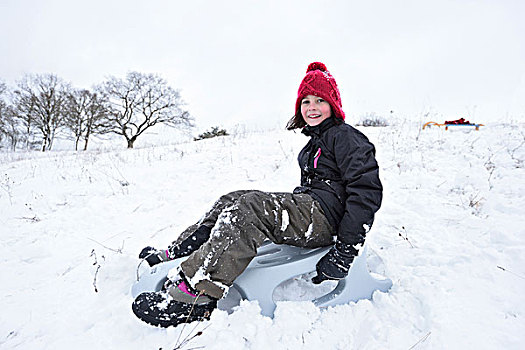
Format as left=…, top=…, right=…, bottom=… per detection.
left=311, top=241, right=357, bottom=284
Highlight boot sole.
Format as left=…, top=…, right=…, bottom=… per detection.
left=132, top=293, right=216, bottom=328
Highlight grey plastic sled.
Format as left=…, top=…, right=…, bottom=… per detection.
left=132, top=242, right=392, bottom=318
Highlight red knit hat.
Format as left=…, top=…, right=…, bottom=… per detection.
left=295, top=62, right=345, bottom=121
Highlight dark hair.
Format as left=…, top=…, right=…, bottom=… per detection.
left=286, top=106, right=342, bottom=130
left=286, top=113, right=306, bottom=130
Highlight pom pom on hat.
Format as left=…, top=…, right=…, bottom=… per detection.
left=306, top=62, right=327, bottom=73
left=295, top=62, right=345, bottom=121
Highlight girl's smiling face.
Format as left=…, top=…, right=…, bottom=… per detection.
left=300, top=95, right=332, bottom=126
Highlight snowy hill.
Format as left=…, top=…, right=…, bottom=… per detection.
left=1, top=122, right=524, bottom=349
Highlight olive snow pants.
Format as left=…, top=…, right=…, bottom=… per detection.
left=176, top=190, right=335, bottom=299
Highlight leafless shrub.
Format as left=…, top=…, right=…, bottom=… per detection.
left=194, top=126, right=228, bottom=141
left=356, top=112, right=389, bottom=127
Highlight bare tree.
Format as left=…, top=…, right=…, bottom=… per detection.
left=0, top=82, right=20, bottom=150
left=0, top=80, right=8, bottom=146
left=10, top=84, right=36, bottom=150
left=0, top=110, right=21, bottom=151
left=13, top=74, right=70, bottom=151
left=100, top=72, right=193, bottom=148
left=64, top=88, right=111, bottom=151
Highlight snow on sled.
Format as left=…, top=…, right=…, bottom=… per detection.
left=132, top=242, right=392, bottom=318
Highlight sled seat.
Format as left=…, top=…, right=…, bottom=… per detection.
left=444, top=123, right=484, bottom=131
left=131, top=242, right=392, bottom=318
left=422, top=121, right=484, bottom=131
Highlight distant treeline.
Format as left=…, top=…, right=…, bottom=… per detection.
left=0, top=72, right=194, bottom=151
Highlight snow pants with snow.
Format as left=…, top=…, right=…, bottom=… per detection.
left=175, top=190, right=335, bottom=299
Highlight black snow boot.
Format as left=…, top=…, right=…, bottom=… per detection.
left=132, top=273, right=217, bottom=328
left=138, top=246, right=169, bottom=267
left=138, top=226, right=212, bottom=267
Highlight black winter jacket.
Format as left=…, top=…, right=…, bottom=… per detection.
left=294, top=117, right=383, bottom=247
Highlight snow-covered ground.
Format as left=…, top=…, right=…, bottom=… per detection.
left=1, top=121, right=524, bottom=349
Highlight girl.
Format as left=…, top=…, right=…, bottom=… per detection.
left=132, top=62, right=383, bottom=327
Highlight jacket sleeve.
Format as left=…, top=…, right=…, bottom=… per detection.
left=333, top=128, right=383, bottom=247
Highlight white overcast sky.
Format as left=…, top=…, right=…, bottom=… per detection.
left=1, top=0, right=524, bottom=129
